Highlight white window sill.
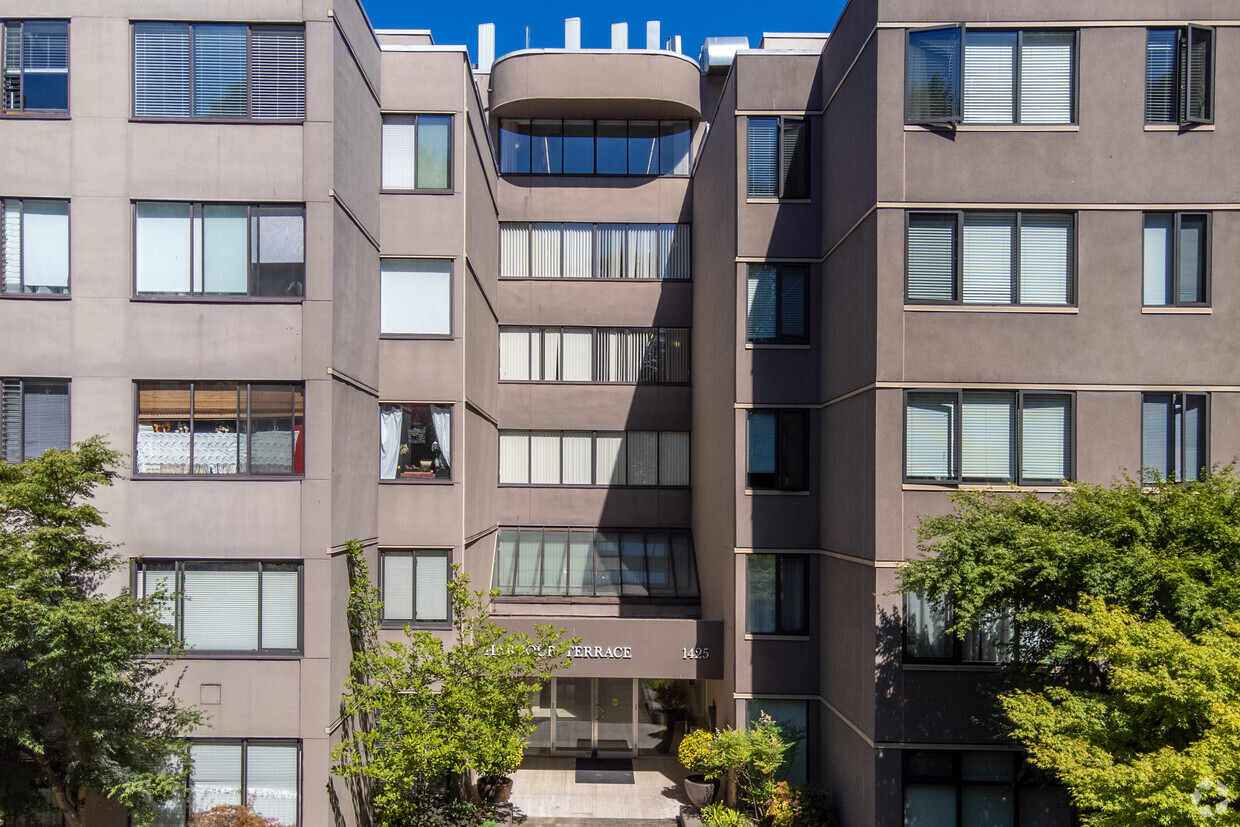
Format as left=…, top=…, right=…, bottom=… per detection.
left=745, top=343, right=813, bottom=350
left=902, top=483, right=1068, bottom=493
left=1144, top=123, right=1214, bottom=132
left=904, top=305, right=1078, bottom=314
left=1141, top=306, right=1211, bottom=314
left=744, top=634, right=812, bottom=642
left=905, top=124, right=1079, bottom=132
left=745, top=489, right=812, bottom=496
left=745, top=197, right=813, bottom=205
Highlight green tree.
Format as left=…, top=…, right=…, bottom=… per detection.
left=331, top=546, right=575, bottom=826
left=899, top=468, right=1240, bottom=824
left=0, top=438, right=203, bottom=827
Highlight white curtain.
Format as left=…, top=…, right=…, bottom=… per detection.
left=430, top=405, right=451, bottom=467
left=379, top=405, right=403, bottom=479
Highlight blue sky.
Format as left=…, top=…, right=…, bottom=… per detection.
left=360, top=0, right=849, bottom=63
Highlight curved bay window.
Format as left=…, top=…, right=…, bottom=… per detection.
left=379, top=403, right=452, bottom=481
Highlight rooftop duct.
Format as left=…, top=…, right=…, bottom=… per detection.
left=699, top=36, right=748, bottom=75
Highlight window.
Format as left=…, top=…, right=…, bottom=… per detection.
left=1146, top=27, right=1214, bottom=125
left=905, top=390, right=1073, bottom=484
left=500, top=430, right=688, bottom=486
left=906, top=212, right=1075, bottom=305
left=135, top=381, right=304, bottom=476
left=494, top=528, right=699, bottom=598
left=379, top=403, right=451, bottom=481
left=500, top=222, right=690, bottom=281
left=746, top=264, right=808, bottom=344
left=747, top=700, right=807, bottom=783
left=499, top=327, right=690, bottom=383
left=746, top=409, right=808, bottom=491
left=500, top=119, right=690, bottom=175
left=136, top=560, right=300, bottom=653
left=903, top=591, right=1012, bottom=663
left=1, top=379, right=69, bottom=463
left=906, top=27, right=1076, bottom=125
left=134, top=203, right=305, bottom=298
left=157, top=740, right=300, bottom=827
left=1142, top=392, right=1207, bottom=482
left=2, top=199, right=68, bottom=294
left=747, top=117, right=809, bottom=198
left=2, top=21, right=68, bottom=113
left=380, top=259, right=451, bottom=335
left=381, top=550, right=449, bottom=623
left=1142, top=213, right=1208, bottom=306
left=903, top=750, right=1074, bottom=827
left=381, top=114, right=451, bottom=191
left=133, top=23, right=305, bottom=120
left=746, top=554, right=806, bottom=635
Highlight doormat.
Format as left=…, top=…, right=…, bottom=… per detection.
left=575, top=757, right=635, bottom=784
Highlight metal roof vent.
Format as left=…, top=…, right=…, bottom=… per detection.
left=699, top=36, right=749, bottom=75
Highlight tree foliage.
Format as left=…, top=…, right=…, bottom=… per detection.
left=0, top=438, right=203, bottom=827
left=331, top=546, right=575, bottom=826
left=899, top=468, right=1240, bottom=824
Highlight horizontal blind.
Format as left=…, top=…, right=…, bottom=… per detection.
left=134, top=23, right=190, bottom=117
left=381, top=116, right=417, bottom=189
left=780, top=267, right=808, bottom=338
left=499, top=431, right=530, bottom=484
left=747, top=118, right=778, bottom=196
left=659, top=432, right=690, bottom=486
left=962, top=391, right=1014, bottom=480
left=192, top=24, right=247, bottom=118
left=500, top=222, right=530, bottom=278
left=747, top=265, right=777, bottom=341
left=563, top=223, right=592, bottom=278
left=1185, top=27, right=1212, bottom=122
left=260, top=566, right=299, bottom=649
left=905, top=27, right=961, bottom=123
left=382, top=552, right=415, bottom=619
left=183, top=565, right=259, bottom=650
left=21, top=380, right=69, bottom=460
left=249, top=27, right=305, bottom=119
left=1, top=380, right=21, bottom=463
left=246, top=743, right=299, bottom=826
left=1177, top=215, right=1207, bottom=304
left=1144, top=30, right=1177, bottom=123
left=1183, top=395, right=1207, bottom=481
left=415, top=552, right=449, bottom=622
left=416, top=115, right=451, bottom=189
left=531, top=223, right=562, bottom=278
left=963, top=31, right=1015, bottom=124
left=21, top=21, right=68, bottom=71
left=1020, top=395, right=1071, bottom=481
left=662, top=224, right=690, bottom=280
left=562, top=431, right=592, bottom=485
left=907, top=215, right=956, bottom=301
left=1018, top=214, right=1072, bottom=304
left=906, top=393, right=956, bottom=480
left=2, top=201, right=20, bottom=292
left=139, top=567, right=179, bottom=628
left=1142, top=214, right=1174, bottom=305
left=189, top=743, right=242, bottom=811
left=1019, top=32, right=1074, bottom=125
left=1142, top=395, right=1173, bottom=480
left=962, top=214, right=1014, bottom=303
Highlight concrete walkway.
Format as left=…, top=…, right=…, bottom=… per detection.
left=509, top=755, right=690, bottom=823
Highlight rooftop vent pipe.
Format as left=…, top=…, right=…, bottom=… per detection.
left=699, top=36, right=748, bottom=74
left=565, top=18, right=581, bottom=49
left=477, top=23, right=494, bottom=71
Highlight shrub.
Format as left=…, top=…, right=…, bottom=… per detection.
left=678, top=728, right=725, bottom=778
left=700, top=803, right=754, bottom=827
left=767, top=782, right=838, bottom=827
left=189, top=805, right=283, bottom=827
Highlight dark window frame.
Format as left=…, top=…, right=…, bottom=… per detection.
left=1, top=377, right=71, bottom=464
left=160, top=739, right=303, bottom=827
left=745, top=408, right=810, bottom=491
left=746, top=116, right=811, bottom=199
left=378, top=548, right=453, bottom=628
left=1142, top=211, right=1210, bottom=308
left=1141, top=391, right=1209, bottom=483
left=378, top=402, right=454, bottom=483
left=902, top=749, right=1079, bottom=826
left=746, top=263, right=810, bottom=344
left=1, top=197, right=71, bottom=297
left=498, top=221, right=692, bottom=281
left=378, top=257, right=454, bottom=339
left=498, top=429, right=690, bottom=488
left=498, top=118, right=692, bottom=177
left=902, top=591, right=1014, bottom=665
left=905, top=26, right=1079, bottom=127
left=902, top=389, right=1077, bottom=486
left=1, top=19, right=70, bottom=117
left=746, top=553, right=809, bottom=635
left=132, top=559, right=304, bottom=656
left=1145, top=26, right=1215, bottom=126
left=380, top=113, right=454, bottom=193
left=498, top=326, right=691, bottom=385
left=905, top=210, right=1078, bottom=306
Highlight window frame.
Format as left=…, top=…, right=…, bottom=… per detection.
left=905, top=210, right=1078, bottom=306
left=379, top=548, right=452, bottom=628
left=1, top=377, right=71, bottom=464
left=499, top=326, right=691, bottom=385
left=130, top=201, right=306, bottom=302
left=745, top=553, right=809, bottom=636
left=498, top=221, right=692, bottom=281
left=905, top=25, right=1079, bottom=127
left=902, top=591, right=1014, bottom=665
left=1142, top=212, right=1210, bottom=308
left=133, top=559, right=304, bottom=656
left=1, top=197, right=71, bottom=297
left=498, top=118, right=692, bottom=177
left=160, top=739, right=302, bottom=827
left=902, top=749, right=1078, bottom=827
left=745, top=408, right=810, bottom=491
left=1, top=19, right=70, bottom=117
left=746, top=116, right=811, bottom=199
left=1145, top=26, right=1215, bottom=126
left=498, top=429, right=690, bottom=488
left=1141, top=391, right=1209, bottom=483
left=380, top=113, right=454, bottom=193
left=378, top=402, right=454, bottom=483
left=745, top=263, right=810, bottom=345
left=902, top=389, right=1076, bottom=486
left=130, top=21, right=306, bottom=123
left=378, top=257, right=454, bottom=338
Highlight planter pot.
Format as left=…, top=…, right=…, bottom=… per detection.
left=477, top=775, right=514, bottom=804
left=683, top=774, right=718, bottom=807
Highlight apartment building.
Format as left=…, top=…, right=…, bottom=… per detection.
left=0, top=0, right=1235, bottom=825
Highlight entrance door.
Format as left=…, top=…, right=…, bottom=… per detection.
left=593, top=678, right=635, bottom=755
left=548, top=678, right=637, bottom=756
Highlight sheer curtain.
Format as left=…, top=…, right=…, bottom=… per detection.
left=379, top=405, right=403, bottom=479
left=430, top=405, right=451, bottom=467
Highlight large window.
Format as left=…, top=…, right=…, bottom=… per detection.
left=135, top=382, right=304, bottom=476
left=134, top=202, right=305, bottom=298
left=903, top=750, right=1074, bottom=827
left=133, top=23, right=305, bottom=120
left=2, top=199, right=68, bottom=294
left=906, top=26, right=1076, bottom=125
left=906, top=212, right=1074, bottom=305
left=747, top=117, right=809, bottom=198
left=136, top=560, right=300, bottom=653
left=904, top=591, right=1011, bottom=663
left=905, top=390, right=1073, bottom=485
left=1143, top=213, right=1208, bottom=307
left=1146, top=27, right=1214, bottom=125
left=747, top=264, right=808, bottom=344
left=2, top=21, right=68, bottom=114
left=379, top=403, right=451, bottom=481
left=381, top=114, right=451, bottom=191
left=1, top=378, right=69, bottom=464
left=157, top=740, right=300, bottom=827
left=500, top=430, right=688, bottom=486
left=500, top=222, right=690, bottom=281
left=746, top=554, right=806, bottom=635
left=1142, top=392, right=1207, bottom=483
left=499, top=327, right=690, bottom=384
left=381, top=550, right=449, bottom=624
left=746, top=409, right=808, bottom=491
left=495, top=528, right=699, bottom=598
left=747, top=700, right=807, bottom=783
left=500, top=119, right=690, bottom=175
left=380, top=259, right=451, bottom=335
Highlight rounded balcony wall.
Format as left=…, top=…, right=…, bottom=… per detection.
left=489, top=49, right=702, bottom=120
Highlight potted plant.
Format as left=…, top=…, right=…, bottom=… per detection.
left=471, top=725, right=525, bottom=803
left=678, top=728, right=724, bottom=806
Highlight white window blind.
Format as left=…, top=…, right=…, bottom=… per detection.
left=747, top=117, right=778, bottom=196
left=1, top=201, right=21, bottom=293
left=183, top=565, right=259, bottom=651
left=907, top=216, right=956, bottom=301
left=136, top=202, right=193, bottom=294
left=662, top=223, right=690, bottom=280
left=1145, top=30, right=1177, bottom=123
left=1019, top=214, right=1072, bottom=304
left=139, top=567, right=178, bottom=628
left=500, top=222, right=530, bottom=278
left=6, top=200, right=69, bottom=293
left=659, top=432, right=690, bottom=486
left=499, top=432, right=529, bottom=484
left=1021, top=395, right=1070, bottom=482
left=200, top=205, right=248, bottom=294
left=380, top=259, right=451, bottom=335
left=963, top=31, right=1015, bottom=124
left=192, top=24, right=247, bottom=118
left=134, top=23, right=190, bottom=117
left=381, top=116, right=417, bottom=189
left=415, top=552, right=448, bottom=622
left=596, top=433, right=626, bottom=484
left=1177, top=216, right=1207, bottom=304
left=597, top=224, right=625, bottom=279
left=747, top=265, right=777, bottom=340
left=499, top=329, right=530, bottom=380
left=562, top=431, right=592, bottom=484
left=531, top=223, right=561, bottom=278
left=1019, top=33, right=1074, bottom=125
left=1143, top=214, right=1174, bottom=305
left=189, top=743, right=242, bottom=812
left=563, top=223, right=592, bottom=278
left=261, top=566, right=299, bottom=649
left=382, top=552, right=415, bottom=619
left=961, top=392, right=1014, bottom=480
left=627, top=224, right=659, bottom=279
left=249, top=27, right=305, bottom=119
left=562, top=329, right=592, bottom=380
left=962, top=214, right=1014, bottom=304
left=906, top=393, right=956, bottom=480
left=530, top=432, right=561, bottom=484
left=246, top=743, right=299, bottom=826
